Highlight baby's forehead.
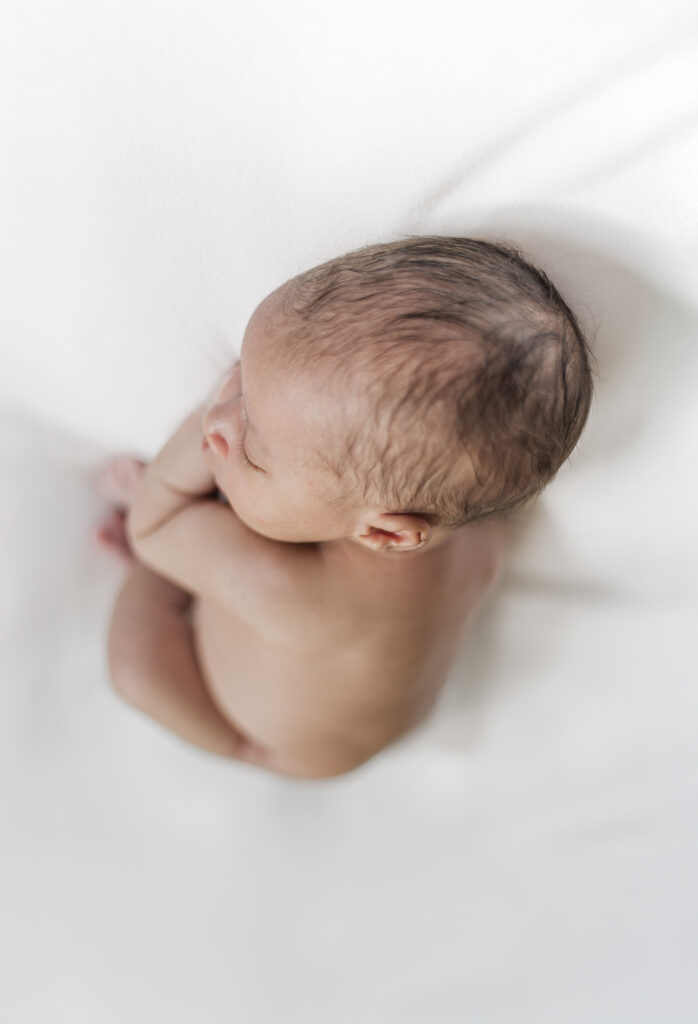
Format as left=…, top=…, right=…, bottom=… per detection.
left=255, top=281, right=483, bottom=406
left=249, top=286, right=308, bottom=359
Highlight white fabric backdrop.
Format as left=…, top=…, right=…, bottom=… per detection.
left=1, top=2, right=697, bottom=1021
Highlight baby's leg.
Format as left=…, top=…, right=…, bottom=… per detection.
left=107, top=560, right=270, bottom=765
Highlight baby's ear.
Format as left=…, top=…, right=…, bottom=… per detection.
left=354, top=514, right=431, bottom=552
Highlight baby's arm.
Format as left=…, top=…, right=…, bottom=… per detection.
left=127, top=403, right=217, bottom=540
left=126, top=403, right=324, bottom=621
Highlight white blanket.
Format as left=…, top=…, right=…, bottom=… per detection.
left=1, top=2, right=697, bottom=1021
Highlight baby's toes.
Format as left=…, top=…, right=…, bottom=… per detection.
left=94, top=509, right=134, bottom=566
left=92, top=455, right=146, bottom=508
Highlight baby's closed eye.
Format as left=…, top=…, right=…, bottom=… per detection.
left=237, top=438, right=261, bottom=472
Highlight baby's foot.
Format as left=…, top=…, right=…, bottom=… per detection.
left=92, top=455, right=146, bottom=509
left=93, top=508, right=135, bottom=567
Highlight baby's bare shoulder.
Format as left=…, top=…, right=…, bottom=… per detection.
left=250, top=524, right=505, bottom=654
left=262, top=539, right=454, bottom=649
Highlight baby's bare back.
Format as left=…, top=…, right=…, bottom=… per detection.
left=190, top=519, right=506, bottom=775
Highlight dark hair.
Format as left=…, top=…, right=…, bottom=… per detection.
left=281, top=235, right=597, bottom=529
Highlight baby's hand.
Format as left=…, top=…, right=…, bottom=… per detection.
left=164, top=404, right=218, bottom=495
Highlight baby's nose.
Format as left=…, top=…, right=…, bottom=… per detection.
left=206, top=430, right=229, bottom=457
left=202, top=362, right=241, bottom=458
left=202, top=410, right=232, bottom=457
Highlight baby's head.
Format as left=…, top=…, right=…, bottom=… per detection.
left=203, top=236, right=596, bottom=554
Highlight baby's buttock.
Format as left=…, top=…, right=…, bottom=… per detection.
left=190, top=594, right=458, bottom=759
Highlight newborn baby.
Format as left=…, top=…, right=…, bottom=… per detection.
left=100, top=235, right=595, bottom=779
